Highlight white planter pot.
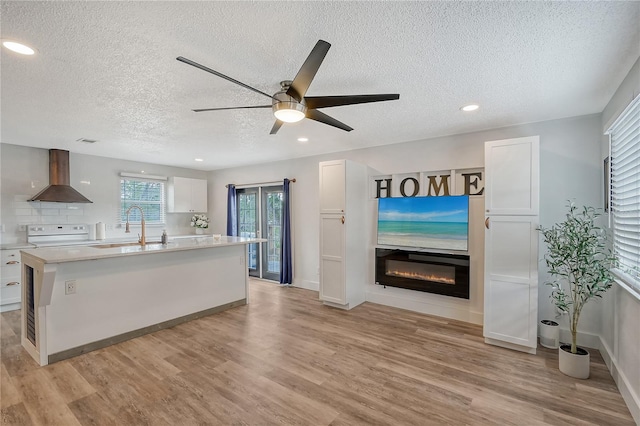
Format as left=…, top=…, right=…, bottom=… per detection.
left=558, top=344, right=590, bottom=379
left=195, top=228, right=204, bottom=235
left=539, top=320, right=559, bottom=349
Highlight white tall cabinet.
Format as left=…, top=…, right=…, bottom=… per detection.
left=319, top=160, right=369, bottom=310
left=483, top=136, right=540, bottom=354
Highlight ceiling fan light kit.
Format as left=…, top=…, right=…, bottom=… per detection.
left=273, top=82, right=307, bottom=123
left=177, top=39, right=399, bottom=134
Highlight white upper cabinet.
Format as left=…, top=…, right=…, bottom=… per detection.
left=168, top=177, right=208, bottom=213
left=484, top=136, right=539, bottom=215
left=319, top=160, right=346, bottom=214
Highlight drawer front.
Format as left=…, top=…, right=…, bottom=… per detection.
left=1, top=250, right=21, bottom=264
left=2, top=274, right=21, bottom=286
left=1, top=280, right=21, bottom=305
left=1, top=262, right=21, bottom=277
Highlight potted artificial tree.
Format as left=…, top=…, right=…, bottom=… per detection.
left=538, top=202, right=616, bottom=379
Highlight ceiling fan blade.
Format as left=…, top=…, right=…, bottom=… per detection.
left=306, top=109, right=353, bottom=132
left=286, top=40, right=331, bottom=102
left=304, top=94, right=400, bottom=109
left=193, top=105, right=272, bottom=112
left=270, top=120, right=284, bottom=135
left=177, top=56, right=274, bottom=100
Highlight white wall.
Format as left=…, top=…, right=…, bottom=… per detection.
left=599, top=56, right=640, bottom=424
left=0, top=143, right=208, bottom=244
left=208, top=113, right=603, bottom=327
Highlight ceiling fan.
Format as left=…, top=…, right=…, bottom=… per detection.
left=177, top=40, right=400, bottom=134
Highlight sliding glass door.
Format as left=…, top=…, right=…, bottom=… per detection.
left=237, top=185, right=283, bottom=281
left=237, top=188, right=259, bottom=276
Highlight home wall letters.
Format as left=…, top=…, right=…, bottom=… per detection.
left=371, top=168, right=484, bottom=199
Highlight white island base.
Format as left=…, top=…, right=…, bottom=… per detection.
left=20, top=237, right=258, bottom=366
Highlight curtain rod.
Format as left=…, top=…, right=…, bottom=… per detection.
left=226, top=178, right=296, bottom=188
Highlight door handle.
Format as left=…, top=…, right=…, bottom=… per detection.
left=5, top=260, right=19, bottom=265
left=6, top=282, right=19, bottom=286
left=341, top=216, right=345, bottom=224
left=485, top=217, right=490, bottom=229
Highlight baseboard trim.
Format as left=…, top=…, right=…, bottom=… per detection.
left=0, top=302, right=20, bottom=313
left=294, top=280, right=319, bottom=291
left=556, top=327, right=601, bottom=350
left=598, top=336, right=640, bottom=424
left=48, top=299, right=247, bottom=364
left=485, top=337, right=537, bottom=354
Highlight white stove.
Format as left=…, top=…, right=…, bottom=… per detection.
left=27, top=224, right=92, bottom=247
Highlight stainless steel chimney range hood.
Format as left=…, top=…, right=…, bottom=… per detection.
left=28, top=149, right=92, bottom=203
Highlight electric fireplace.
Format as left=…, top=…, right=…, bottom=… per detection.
left=375, top=249, right=470, bottom=299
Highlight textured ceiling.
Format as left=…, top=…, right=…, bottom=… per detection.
left=1, top=1, right=639, bottom=171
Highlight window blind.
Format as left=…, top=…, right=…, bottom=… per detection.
left=607, top=94, right=640, bottom=293
left=120, top=178, right=166, bottom=225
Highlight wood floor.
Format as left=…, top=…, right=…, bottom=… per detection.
left=1, top=280, right=634, bottom=425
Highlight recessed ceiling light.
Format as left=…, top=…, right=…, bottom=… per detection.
left=461, top=104, right=479, bottom=112
left=2, top=41, right=35, bottom=55
left=195, top=158, right=204, bottom=162
left=297, top=137, right=309, bottom=142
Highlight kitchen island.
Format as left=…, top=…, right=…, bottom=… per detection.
left=20, top=236, right=264, bottom=366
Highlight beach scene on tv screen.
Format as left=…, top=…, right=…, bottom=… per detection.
left=377, top=196, right=469, bottom=251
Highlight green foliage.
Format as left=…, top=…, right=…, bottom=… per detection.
left=538, top=202, right=616, bottom=354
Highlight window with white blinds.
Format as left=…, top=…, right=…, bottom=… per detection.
left=120, top=178, right=166, bottom=225
left=607, top=94, right=640, bottom=293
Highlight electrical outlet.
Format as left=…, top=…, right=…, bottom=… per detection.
left=65, top=280, right=76, bottom=295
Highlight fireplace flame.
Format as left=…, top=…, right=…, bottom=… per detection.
left=386, top=269, right=455, bottom=285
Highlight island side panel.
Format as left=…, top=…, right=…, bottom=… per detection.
left=20, top=254, right=56, bottom=366
left=45, top=244, right=247, bottom=356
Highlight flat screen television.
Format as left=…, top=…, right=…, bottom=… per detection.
left=377, top=195, right=469, bottom=251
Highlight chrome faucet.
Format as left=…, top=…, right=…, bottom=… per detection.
left=125, top=205, right=146, bottom=246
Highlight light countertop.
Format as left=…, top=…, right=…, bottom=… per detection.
left=20, top=236, right=266, bottom=264
left=1, top=233, right=211, bottom=251
left=1, top=243, right=36, bottom=250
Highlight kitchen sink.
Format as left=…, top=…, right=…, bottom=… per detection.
left=93, top=241, right=164, bottom=249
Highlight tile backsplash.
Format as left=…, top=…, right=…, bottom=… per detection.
left=13, top=197, right=87, bottom=225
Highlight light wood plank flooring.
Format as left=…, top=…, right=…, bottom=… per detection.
left=1, top=280, right=634, bottom=425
